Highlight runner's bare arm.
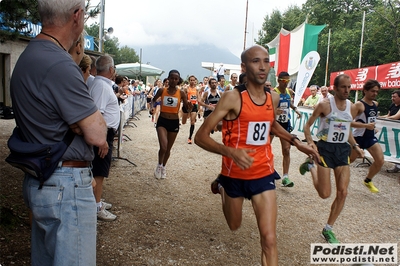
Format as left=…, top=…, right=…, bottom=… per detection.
left=195, top=91, right=255, bottom=170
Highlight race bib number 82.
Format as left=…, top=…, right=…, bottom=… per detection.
left=246, top=121, right=270, bottom=145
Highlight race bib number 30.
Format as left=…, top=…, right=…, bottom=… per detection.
left=163, top=96, right=178, bottom=107
left=327, top=121, right=350, bottom=143
left=246, top=121, right=270, bottom=145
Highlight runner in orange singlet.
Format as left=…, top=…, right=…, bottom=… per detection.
left=195, top=45, right=319, bottom=266
left=151, top=70, right=192, bottom=179
left=182, top=75, right=200, bottom=144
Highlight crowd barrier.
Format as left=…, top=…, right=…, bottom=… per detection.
left=290, top=106, right=400, bottom=164
left=113, top=93, right=147, bottom=166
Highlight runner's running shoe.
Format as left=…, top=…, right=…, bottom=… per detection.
left=322, top=229, right=339, bottom=245
left=299, top=158, right=312, bottom=175
left=282, top=177, right=294, bottom=187
left=364, top=181, right=379, bottom=193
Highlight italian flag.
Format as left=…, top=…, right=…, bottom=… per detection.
left=267, top=22, right=325, bottom=75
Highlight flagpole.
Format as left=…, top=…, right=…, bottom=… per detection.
left=243, top=0, right=248, bottom=51
left=355, top=11, right=366, bottom=101
left=324, top=28, right=331, bottom=86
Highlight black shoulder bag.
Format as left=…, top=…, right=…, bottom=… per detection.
left=5, top=127, right=75, bottom=189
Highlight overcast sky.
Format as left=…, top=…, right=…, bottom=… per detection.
left=88, top=0, right=306, bottom=57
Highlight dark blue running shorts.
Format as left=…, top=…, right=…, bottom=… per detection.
left=218, top=171, right=280, bottom=200
left=355, top=136, right=378, bottom=150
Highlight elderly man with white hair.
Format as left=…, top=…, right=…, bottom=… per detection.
left=10, top=0, right=107, bottom=264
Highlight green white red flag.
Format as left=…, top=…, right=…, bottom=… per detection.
left=267, top=22, right=325, bottom=75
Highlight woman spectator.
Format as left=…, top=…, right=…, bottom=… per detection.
left=151, top=79, right=162, bottom=124
left=68, top=32, right=85, bottom=64
left=79, top=54, right=92, bottom=83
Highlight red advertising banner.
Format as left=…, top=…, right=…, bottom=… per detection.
left=329, top=61, right=400, bottom=90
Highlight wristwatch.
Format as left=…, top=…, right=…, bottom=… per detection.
left=352, top=143, right=360, bottom=149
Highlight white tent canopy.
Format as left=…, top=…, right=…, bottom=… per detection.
left=201, top=62, right=241, bottom=78
left=115, top=63, right=164, bottom=79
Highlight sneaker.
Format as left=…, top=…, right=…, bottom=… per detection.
left=282, top=177, right=294, bottom=187
left=161, top=167, right=166, bottom=179
left=386, top=164, right=400, bottom=173
left=299, top=158, right=312, bottom=175
left=97, top=205, right=117, bottom=221
left=188, top=138, right=192, bottom=144
left=321, top=229, right=339, bottom=245
left=364, top=181, right=379, bottom=193
left=101, top=200, right=112, bottom=210
left=154, top=165, right=162, bottom=179
left=211, top=176, right=221, bottom=194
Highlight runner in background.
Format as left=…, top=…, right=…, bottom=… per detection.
left=182, top=75, right=200, bottom=144
left=350, top=79, right=383, bottom=193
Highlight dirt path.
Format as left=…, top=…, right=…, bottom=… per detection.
left=0, top=113, right=399, bottom=265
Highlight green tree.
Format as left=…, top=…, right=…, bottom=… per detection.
left=0, top=0, right=39, bottom=42
left=257, top=6, right=306, bottom=47
left=84, top=23, right=139, bottom=64
left=84, top=22, right=120, bottom=55
left=116, top=45, right=139, bottom=64
left=0, top=0, right=101, bottom=42
left=256, top=0, right=400, bottom=88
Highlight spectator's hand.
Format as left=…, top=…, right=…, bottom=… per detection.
left=69, top=123, right=83, bottom=135
left=296, top=110, right=302, bottom=118
left=230, top=148, right=255, bottom=170
left=98, top=142, right=109, bottom=159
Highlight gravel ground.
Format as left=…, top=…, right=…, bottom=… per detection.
left=0, top=112, right=399, bottom=266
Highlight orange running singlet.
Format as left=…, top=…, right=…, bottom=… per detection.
left=221, top=86, right=275, bottom=179
left=187, top=87, right=198, bottom=104
left=160, top=88, right=181, bottom=114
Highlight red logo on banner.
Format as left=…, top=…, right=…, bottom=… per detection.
left=330, top=61, right=400, bottom=90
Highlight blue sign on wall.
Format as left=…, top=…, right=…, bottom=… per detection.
left=0, top=15, right=95, bottom=51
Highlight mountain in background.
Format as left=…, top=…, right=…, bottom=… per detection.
left=134, top=43, right=241, bottom=80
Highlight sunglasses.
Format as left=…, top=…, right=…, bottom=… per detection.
left=278, top=78, right=290, bottom=83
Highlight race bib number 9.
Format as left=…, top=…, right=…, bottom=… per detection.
left=163, top=96, right=178, bottom=107
left=246, top=121, right=270, bottom=145
left=327, top=121, right=350, bottom=143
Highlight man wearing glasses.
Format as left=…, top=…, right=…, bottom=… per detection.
left=272, top=71, right=302, bottom=187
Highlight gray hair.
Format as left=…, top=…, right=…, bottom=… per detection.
left=95, top=55, right=114, bottom=73
left=38, top=0, right=84, bottom=27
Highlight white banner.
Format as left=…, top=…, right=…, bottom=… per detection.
left=290, top=107, right=400, bottom=164
left=293, top=51, right=320, bottom=107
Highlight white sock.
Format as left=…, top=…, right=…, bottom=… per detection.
left=283, top=174, right=288, bottom=178
left=96, top=202, right=102, bottom=212
left=324, top=224, right=333, bottom=231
